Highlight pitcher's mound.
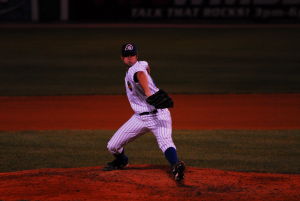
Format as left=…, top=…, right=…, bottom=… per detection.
left=0, top=165, right=299, bottom=201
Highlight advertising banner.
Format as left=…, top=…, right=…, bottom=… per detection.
left=132, top=0, right=300, bottom=20
left=69, top=0, right=300, bottom=22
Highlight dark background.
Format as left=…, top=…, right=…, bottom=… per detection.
left=1, top=0, right=300, bottom=23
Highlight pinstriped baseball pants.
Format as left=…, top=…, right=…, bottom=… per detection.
left=107, top=109, right=176, bottom=154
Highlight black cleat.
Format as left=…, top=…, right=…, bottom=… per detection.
left=102, top=158, right=128, bottom=171
left=172, top=161, right=185, bottom=181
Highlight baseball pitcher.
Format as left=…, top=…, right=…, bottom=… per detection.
left=103, top=43, right=185, bottom=181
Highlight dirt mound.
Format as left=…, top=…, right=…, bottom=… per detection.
left=0, top=165, right=299, bottom=201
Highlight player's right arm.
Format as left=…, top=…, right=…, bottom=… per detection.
left=136, top=71, right=152, bottom=97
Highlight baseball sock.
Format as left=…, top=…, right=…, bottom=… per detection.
left=164, top=147, right=178, bottom=166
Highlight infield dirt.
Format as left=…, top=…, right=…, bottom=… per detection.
left=1, top=94, right=300, bottom=130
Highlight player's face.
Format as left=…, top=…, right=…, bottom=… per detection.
left=121, top=55, right=138, bottom=67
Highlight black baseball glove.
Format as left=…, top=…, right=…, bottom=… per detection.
left=146, top=89, right=174, bottom=109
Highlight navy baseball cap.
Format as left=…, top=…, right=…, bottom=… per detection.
left=121, top=43, right=137, bottom=57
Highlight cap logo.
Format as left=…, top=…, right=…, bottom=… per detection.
left=125, top=44, right=134, bottom=51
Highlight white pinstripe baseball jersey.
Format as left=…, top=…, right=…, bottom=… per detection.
left=125, top=61, right=158, bottom=114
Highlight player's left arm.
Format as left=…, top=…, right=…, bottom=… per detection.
left=136, top=71, right=152, bottom=97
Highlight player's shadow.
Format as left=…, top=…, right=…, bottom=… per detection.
left=125, top=164, right=169, bottom=171
left=125, top=164, right=189, bottom=187
left=125, top=164, right=170, bottom=178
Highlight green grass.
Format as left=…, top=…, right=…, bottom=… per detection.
left=0, top=27, right=300, bottom=95
left=1, top=130, right=299, bottom=174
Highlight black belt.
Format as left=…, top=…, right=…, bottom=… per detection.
left=139, top=110, right=158, bottom=116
